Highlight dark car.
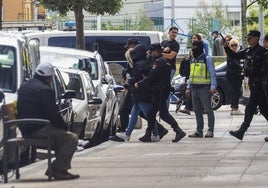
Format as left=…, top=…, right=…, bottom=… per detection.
left=171, top=61, right=232, bottom=110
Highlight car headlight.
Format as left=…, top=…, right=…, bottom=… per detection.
left=171, top=76, right=186, bottom=85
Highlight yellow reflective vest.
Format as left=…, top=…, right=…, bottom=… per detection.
left=190, top=59, right=211, bottom=84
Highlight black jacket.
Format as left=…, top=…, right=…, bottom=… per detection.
left=128, top=45, right=152, bottom=103
left=226, top=56, right=243, bottom=78
left=17, top=75, right=67, bottom=136
left=224, top=44, right=267, bottom=85
left=138, top=56, right=171, bottom=100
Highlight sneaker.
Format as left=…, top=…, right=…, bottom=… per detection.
left=179, top=109, right=191, bottom=115
left=188, top=131, right=203, bottom=138
left=264, top=137, right=268, bottom=142
left=109, top=135, right=125, bottom=142
left=151, top=135, right=160, bottom=142
left=116, top=132, right=130, bottom=142
left=204, top=131, right=214, bottom=138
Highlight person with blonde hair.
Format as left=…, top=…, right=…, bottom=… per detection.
left=226, top=38, right=244, bottom=115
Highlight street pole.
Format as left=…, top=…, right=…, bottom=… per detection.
left=259, top=5, right=264, bottom=43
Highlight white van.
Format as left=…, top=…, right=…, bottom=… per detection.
left=0, top=31, right=40, bottom=104
left=26, top=30, right=163, bottom=62
left=26, top=30, right=163, bottom=83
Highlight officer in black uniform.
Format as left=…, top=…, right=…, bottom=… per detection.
left=222, top=30, right=268, bottom=140
left=136, top=43, right=186, bottom=142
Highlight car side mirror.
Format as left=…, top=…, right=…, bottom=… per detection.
left=88, top=97, right=102, bottom=105
left=113, top=85, right=124, bottom=94
left=102, top=74, right=113, bottom=84
left=62, top=90, right=76, bottom=99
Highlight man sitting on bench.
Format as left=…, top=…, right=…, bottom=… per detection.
left=16, top=62, right=80, bottom=180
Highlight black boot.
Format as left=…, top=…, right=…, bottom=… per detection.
left=157, top=123, right=168, bottom=139
left=139, top=129, right=152, bottom=142
left=229, top=124, right=248, bottom=140
left=172, top=129, right=186, bottom=142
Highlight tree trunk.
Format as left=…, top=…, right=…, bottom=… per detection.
left=0, top=0, right=3, bottom=30
left=74, top=6, right=85, bottom=50
left=241, top=0, right=247, bottom=48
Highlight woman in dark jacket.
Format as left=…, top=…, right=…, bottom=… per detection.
left=115, top=45, right=159, bottom=142
left=226, top=39, right=243, bottom=115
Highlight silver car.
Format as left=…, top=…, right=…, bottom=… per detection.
left=59, top=68, right=104, bottom=145
left=40, top=46, right=123, bottom=142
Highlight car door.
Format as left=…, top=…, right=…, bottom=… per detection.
left=51, top=68, right=74, bottom=128
left=83, top=73, right=102, bottom=140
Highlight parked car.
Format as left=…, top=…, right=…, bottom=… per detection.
left=171, top=61, right=232, bottom=110
left=59, top=68, right=104, bottom=145
left=39, top=46, right=123, bottom=142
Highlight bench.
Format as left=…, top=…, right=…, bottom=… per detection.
left=2, top=118, right=53, bottom=183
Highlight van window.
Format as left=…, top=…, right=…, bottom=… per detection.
left=48, top=36, right=151, bottom=61
left=0, top=45, right=17, bottom=92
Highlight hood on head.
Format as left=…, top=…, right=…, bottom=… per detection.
left=130, top=44, right=147, bottom=63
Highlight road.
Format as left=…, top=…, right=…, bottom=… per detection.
left=1, top=104, right=268, bottom=188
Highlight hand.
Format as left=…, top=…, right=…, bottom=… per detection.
left=134, top=83, right=139, bottom=89
left=186, top=89, right=191, bottom=98
left=210, top=89, right=217, bottom=95
left=163, top=47, right=170, bottom=53
left=221, top=38, right=227, bottom=47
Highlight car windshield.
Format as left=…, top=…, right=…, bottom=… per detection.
left=60, top=71, right=84, bottom=100
left=40, top=51, right=98, bottom=80
left=0, top=45, right=17, bottom=92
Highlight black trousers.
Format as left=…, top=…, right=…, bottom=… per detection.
left=227, top=76, right=243, bottom=109
left=242, top=81, right=268, bottom=129
left=147, top=96, right=181, bottom=133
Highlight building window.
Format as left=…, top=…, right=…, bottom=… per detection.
left=227, top=12, right=240, bottom=26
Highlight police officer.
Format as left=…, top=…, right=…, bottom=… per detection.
left=136, top=43, right=186, bottom=142
left=222, top=30, right=268, bottom=140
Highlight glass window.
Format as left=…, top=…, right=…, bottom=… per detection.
left=0, top=45, right=17, bottom=92
left=61, top=71, right=84, bottom=100
left=48, top=35, right=152, bottom=61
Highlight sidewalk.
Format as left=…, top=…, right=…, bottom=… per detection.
left=1, top=105, right=268, bottom=188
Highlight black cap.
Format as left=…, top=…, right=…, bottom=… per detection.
left=150, top=43, right=163, bottom=51
left=211, top=30, right=219, bottom=35
left=124, top=38, right=140, bottom=49
left=247, top=30, right=261, bottom=38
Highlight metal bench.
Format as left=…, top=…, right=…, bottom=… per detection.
left=2, top=118, right=52, bottom=183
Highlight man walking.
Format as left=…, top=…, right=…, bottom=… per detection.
left=222, top=30, right=268, bottom=140
left=137, top=43, right=186, bottom=142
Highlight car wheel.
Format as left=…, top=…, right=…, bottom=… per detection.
left=211, top=89, right=223, bottom=110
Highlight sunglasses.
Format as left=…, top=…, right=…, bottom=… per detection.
left=231, top=44, right=238, bottom=47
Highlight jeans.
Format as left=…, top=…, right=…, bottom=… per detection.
left=191, top=85, right=215, bottom=133
left=125, top=102, right=158, bottom=136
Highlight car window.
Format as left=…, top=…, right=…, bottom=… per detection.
left=84, top=73, right=96, bottom=98
left=40, top=51, right=99, bottom=80
left=61, top=71, right=84, bottom=100
left=0, top=46, right=16, bottom=92
left=51, top=72, right=65, bottom=102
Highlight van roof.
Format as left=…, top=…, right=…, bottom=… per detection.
left=40, top=46, right=97, bottom=58
left=25, top=30, right=163, bottom=41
